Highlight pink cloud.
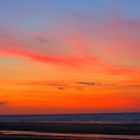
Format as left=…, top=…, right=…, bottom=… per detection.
left=0, top=14, right=139, bottom=76
left=0, top=46, right=98, bottom=67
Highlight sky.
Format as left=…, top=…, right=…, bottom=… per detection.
left=0, top=0, right=140, bottom=114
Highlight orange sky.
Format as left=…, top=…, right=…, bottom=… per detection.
left=0, top=0, right=140, bottom=114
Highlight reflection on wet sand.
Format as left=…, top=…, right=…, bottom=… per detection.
left=0, top=130, right=140, bottom=140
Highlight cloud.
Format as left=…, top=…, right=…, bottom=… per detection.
left=77, top=81, right=115, bottom=86
left=0, top=102, right=6, bottom=106
left=0, top=29, right=100, bottom=67
left=77, top=82, right=96, bottom=86
left=17, top=80, right=114, bottom=87
left=0, top=11, right=139, bottom=76
left=35, top=36, right=49, bottom=43
left=107, top=66, right=140, bottom=75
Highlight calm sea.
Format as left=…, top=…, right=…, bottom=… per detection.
left=0, top=112, right=140, bottom=123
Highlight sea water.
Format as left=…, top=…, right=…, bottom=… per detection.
left=0, top=112, right=140, bottom=123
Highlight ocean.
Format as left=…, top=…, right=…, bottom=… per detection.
left=0, top=112, right=140, bottom=123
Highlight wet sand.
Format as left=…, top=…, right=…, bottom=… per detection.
left=1, top=130, right=140, bottom=140
left=0, top=122, right=140, bottom=135
left=0, top=122, right=140, bottom=139
left=0, top=136, right=135, bottom=140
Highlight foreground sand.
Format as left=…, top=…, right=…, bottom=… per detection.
left=0, top=122, right=140, bottom=139
left=0, top=122, right=140, bottom=135
left=0, top=135, right=135, bottom=140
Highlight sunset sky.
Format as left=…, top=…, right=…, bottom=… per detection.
left=0, top=0, right=140, bottom=114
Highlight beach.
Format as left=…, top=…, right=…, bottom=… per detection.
left=0, top=122, right=140, bottom=139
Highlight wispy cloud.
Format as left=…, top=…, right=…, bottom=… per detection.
left=77, top=82, right=96, bottom=85
left=77, top=81, right=115, bottom=86
left=0, top=11, right=139, bottom=78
